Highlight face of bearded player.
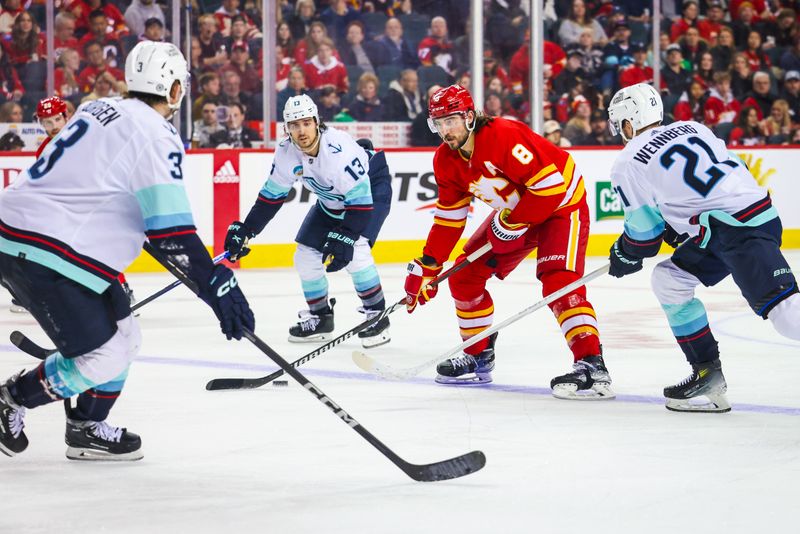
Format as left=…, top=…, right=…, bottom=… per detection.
left=286, top=117, right=319, bottom=152
left=431, top=111, right=474, bottom=151
left=41, top=114, right=66, bottom=138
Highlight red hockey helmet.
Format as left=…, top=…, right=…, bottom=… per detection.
left=36, top=97, right=67, bottom=120
left=427, top=84, right=475, bottom=134
left=427, top=84, right=474, bottom=120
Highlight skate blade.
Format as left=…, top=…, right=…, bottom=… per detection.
left=360, top=331, right=391, bottom=349
left=435, top=373, right=493, bottom=385
left=552, top=382, right=616, bottom=400
left=66, top=446, right=144, bottom=461
left=665, top=394, right=731, bottom=413
left=287, top=333, right=333, bottom=343
left=9, top=306, right=28, bottom=314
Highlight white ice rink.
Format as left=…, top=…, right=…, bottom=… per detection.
left=1, top=253, right=798, bottom=534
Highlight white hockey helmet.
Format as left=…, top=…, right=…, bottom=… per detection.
left=607, top=83, right=663, bottom=142
left=125, top=41, right=189, bottom=112
left=283, top=94, right=319, bottom=126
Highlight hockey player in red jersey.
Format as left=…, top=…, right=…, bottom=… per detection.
left=405, top=85, right=613, bottom=399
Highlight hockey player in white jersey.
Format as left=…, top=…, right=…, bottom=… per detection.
left=606, top=83, right=799, bottom=412
left=224, top=94, right=391, bottom=348
left=0, top=41, right=255, bottom=460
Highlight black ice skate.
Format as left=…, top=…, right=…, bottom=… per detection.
left=65, top=418, right=143, bottom=461
left=551, top=355, right=615, bottom=400
left=288, top=298, right=336, bottom=343
left=0, top=373, right=28, bottom=457
left=664, top=358, right=730, bottom=413
left=435, top=333, right=497, bottom=385
left=357, top=307, right=391, bottom=349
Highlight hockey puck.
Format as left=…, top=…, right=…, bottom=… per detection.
left=273, top=380, right=289, bottom=387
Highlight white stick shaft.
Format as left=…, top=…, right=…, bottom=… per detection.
left=402, top=264, right=610, bottom=378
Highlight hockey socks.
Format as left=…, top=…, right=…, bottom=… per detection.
left=455, top=291, right=494, bottom=356
left=661, top=298, right=720, bottom=364
left=543, top=271, right=601, bottom=361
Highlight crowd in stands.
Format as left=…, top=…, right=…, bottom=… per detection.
left=2, top=0, right=800, bottom=148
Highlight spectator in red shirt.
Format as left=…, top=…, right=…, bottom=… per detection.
left=509, top=38, right=565, bottom=94
left=214, top=0, right=254, bottom=38
left=53, top=11, right=79, bottom=60
left=704, top=71, right=741, bottom=126
left=76, top=40, right=124, bottom=93
left=54, top=48, right=82, bottom=100
left=2, top=10, right=45, bottom=67
left=303, top=37, right=349, bottom=96
left=198, top=14, right=227, bottom=70
left=697, top=1, right=725, bottom=43
left=294, top=21, right=339, bottom=65
left=78, top=9, right=124, bottom=67
left=729, top=105, right=766, bottom=146
left=221, top=40, right=261, bottom=94
left=68, top=0, right=128, bottom=37
left=673, top=80, right=708, bottom=123
left=670, top=0, right=700, bottom=42
left=417, top=16, right=455, bottom=74
left=730, top=0, right=768, bottom=21
left=743, top=30, right=771, bottom=72
left=0, top=43, right=23, bottom=104
left=80, top=69, right=121, bottom=103
left=619, top=43, right=653, bottom=88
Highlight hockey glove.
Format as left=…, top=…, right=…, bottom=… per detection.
left=203, top=265, right=255, bottom=340
left=404, top=257, right=442, bottom=313
left=609, top=236, right=644, bottom=278
left=663, top=223, right=689, bottom=248
left=487, top=208, right=529, bottom=255
left=224, top=221, right=255, bottom=261
left=322, top=229, right=357, bottom=272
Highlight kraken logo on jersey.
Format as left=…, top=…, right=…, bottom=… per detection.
left=304, top=176, right=345, bottom=202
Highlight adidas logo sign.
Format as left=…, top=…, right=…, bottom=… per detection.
left=213, top=160, right=240, bottom=183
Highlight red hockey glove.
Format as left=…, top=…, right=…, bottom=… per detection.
left=404, top=257, right=443, bottom=313
left=487, top=208, right=529, bottom=255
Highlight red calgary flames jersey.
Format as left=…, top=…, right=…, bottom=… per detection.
left=424, top=118, right=585, bottom=263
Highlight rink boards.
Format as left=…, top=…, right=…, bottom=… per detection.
left=1, top=145, right=798, bottom=271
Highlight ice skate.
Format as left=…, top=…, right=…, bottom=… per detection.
left=288, top=298, right=335, bottom=343
left=0, top=373, right=28, bottom=457
left=551, top=355, right=615, bottom=400
left=664, top=359, right=730, bottom=413
left=357, top=307, right=391, bottom=349
left=65, top=418, right=143, bottom=461
left=9, top=299, right=27, bottom=314
left=436, top=333, right=496, bottom=385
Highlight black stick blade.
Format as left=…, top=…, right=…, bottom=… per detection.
left=403, top=450, right=486, bottom=482
left=10, top=331, right=50, bottom=360
left=205, top=377, right=267, bottom=391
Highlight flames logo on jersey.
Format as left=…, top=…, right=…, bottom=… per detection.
left=468, top=176, right=520, bottom=210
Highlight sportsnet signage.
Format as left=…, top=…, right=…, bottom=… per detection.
left=595, top=181, right=624, bottom=221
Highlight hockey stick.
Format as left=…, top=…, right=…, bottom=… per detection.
left=352, top=263, right=611, bottom=380
left=144, top=241, right=486, bottom=482
left=205, top=242, right=494, bottom=391
left=9, top=251, right=229, bottom=360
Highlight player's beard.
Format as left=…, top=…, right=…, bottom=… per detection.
left=444, top=130, right=470, bottom=150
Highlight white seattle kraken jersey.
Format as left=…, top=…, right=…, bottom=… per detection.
left=610, top=120, right=767, bottom=243
left=260, top=127, right=372, bottom=217
left=0, top=97, right=194, bottom=293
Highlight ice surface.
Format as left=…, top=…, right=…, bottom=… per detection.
left=1, top=254, right=798, bottom=533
